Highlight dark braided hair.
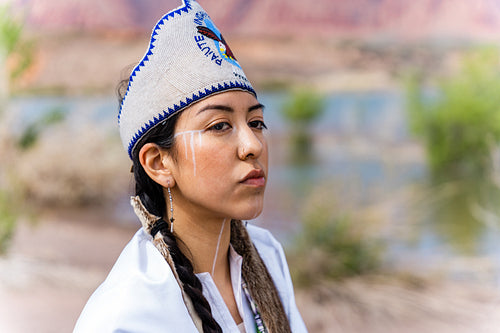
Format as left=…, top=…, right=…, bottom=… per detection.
left=118, top=78, right=223, bottom=333
left=152, top=220, right=223, bottom=332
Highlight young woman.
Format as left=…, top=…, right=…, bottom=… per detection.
left=74, top=1, right=306, bottom=332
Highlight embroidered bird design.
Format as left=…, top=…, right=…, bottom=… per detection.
left=196, top=26, right=237, bottom=60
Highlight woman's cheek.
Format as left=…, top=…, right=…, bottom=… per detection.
left=180, top=134, right=231, bottom=179
left=195, top=147, right=231, bottom=181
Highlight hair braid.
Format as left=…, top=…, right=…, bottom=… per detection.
left=231, top=220, right=292, bottom=333
left=152, top=222, right=223, bottom=333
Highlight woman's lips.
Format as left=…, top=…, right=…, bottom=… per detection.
left=241, top=176, right=266, bottom=187
left=240, top=169, right=266, bottom=187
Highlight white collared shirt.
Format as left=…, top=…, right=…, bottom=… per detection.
left=74, top=224, right=308, bottom=333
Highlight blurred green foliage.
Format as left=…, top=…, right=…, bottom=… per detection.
left=407, top=47, right=500, bottom=181
left=0, top=5, right=22, bottom=55
left=281, top=88, right=325, bottom=163
left=0, top=4, right=33, bottom=84
left=9, top=39, right=34, bottom=81
left=282, top=88, right=326, bottom=125
left=289, top=190, right=382, bottom=286
left=0, top=191, right=17, bottom=254
left=18, top=107, right=66, bottom=149
left=406, top=47, right=500, bottom=255
left=0, top=5, right=33, bottom=254
left=426, top=182, right=490, bottom=254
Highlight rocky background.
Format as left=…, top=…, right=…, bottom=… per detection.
left=9, top=0, right=500, bottom=94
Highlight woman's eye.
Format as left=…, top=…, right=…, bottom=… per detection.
left=209, top=122, right=231, bottom=131
left=249, top=120, right=267, bottom=130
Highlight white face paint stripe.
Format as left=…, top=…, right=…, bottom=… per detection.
left=190, top=132, right=196, bottom=176
left=211, top=219, right=227, bottom=277
left=183, top=134, right=188, bottom=160
left=173, top=129, right=205, bottom=138
left=174, top=130, right=205, bottom=176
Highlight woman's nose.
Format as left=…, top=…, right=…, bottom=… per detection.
left=237, top=126, right=264, bottom=161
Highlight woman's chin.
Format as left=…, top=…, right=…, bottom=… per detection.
left=234, top=206, right=263, bottom=221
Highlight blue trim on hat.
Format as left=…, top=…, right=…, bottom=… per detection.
left=126, top=81, right=256, bottom=159
left=118, top=0, right=194, bottom=125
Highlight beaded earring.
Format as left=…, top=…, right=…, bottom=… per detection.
left=167, top=184, right=174, bottom=233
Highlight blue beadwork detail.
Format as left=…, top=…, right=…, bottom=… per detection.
left=126, top=81, right=256, bottom=159
left=118, top=0, right=194, bottom=125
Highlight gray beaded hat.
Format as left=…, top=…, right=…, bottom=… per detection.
left=119, top=0, right=255, bottom=159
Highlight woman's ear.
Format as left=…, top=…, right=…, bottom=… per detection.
left=139, top=143, right=176, bottom=188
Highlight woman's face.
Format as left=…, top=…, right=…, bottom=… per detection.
left=168, top=91, right=268, bottom=221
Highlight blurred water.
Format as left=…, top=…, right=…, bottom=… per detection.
left=7, top=90, right=500, bottom=285
left=259, top=90, right=408, bottom=140
left=8, top=95, right=118, bottom=134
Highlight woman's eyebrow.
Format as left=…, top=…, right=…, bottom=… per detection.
left=196, top=104, right=233, bottom=115
left=249, top=103, right=265, bottom=112
left=196, top=103, right=265, bottom=115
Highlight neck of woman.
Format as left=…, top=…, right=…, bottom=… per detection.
left=173, top=212, right=232, bottom=282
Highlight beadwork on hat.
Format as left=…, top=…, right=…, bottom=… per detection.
left=118, top=0, right=255, bottom=159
